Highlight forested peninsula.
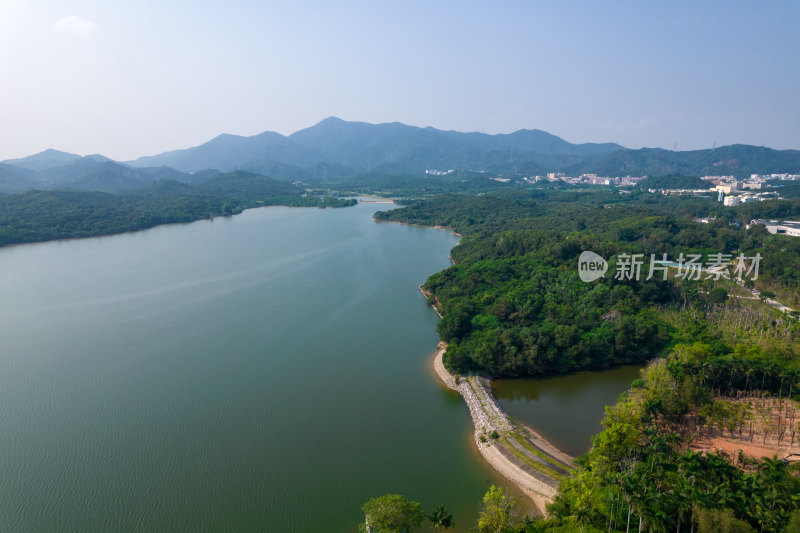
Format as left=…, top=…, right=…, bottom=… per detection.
left=0, top=171, right=355, bottom=247
left=373, top=185, right=800, bottom=532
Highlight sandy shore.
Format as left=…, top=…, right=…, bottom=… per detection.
left=374, top=217, right=462, bottom=238
left=430, top=342, right=570, bottom=515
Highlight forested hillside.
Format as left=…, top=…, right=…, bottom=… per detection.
left=377, top=190, right=800, bottom=377
left=375, top=186, right=800, bottom=531
left=0, top=171, right=355, bottom=247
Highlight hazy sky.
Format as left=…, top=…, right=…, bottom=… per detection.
left=1, top=1, right=798, bottom=161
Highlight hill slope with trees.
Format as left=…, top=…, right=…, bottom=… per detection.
left=0, top=171, right=354, bottom=247
left=374, top=186, right=800, bottom=531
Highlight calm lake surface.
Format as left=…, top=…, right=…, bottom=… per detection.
left=0, top=203, right=512, bottom=532
left=0, top=201, right=640, bottom=531
left=492, top=365, right=644, bottom=457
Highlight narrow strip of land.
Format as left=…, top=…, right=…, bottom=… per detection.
left=429, top=336, right=575, bottom=515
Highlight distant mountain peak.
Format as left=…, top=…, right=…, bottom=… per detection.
left=2, top=149, right=83, bottom=171
left=9, top=148, right=79, bottom=159
left=6, top=119, right=790, bottom=191
left=85, top=154, right=114, bottom=163
left=38, top=148, right=77, bottom=157
left=306, top=116, right=351, bottom=130
left=209, top=133, right=245, bottom=142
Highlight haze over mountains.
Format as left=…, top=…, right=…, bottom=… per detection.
left=127, top=117, right=625, bottom=179
left=2, top=117, right=799, bottom=194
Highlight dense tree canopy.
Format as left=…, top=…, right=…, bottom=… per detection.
left=373, top=183, right=800, bottom=531
left=377, top=188, right=800, bottom=378
left=361, top=494, right=426, bottom=533
left=0, top=172, right=355, bottom=247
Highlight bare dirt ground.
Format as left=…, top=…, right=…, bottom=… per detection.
left=686, top=396, right=800, bottom=464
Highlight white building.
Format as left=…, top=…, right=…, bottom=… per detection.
left=723, top=196, right=741, bottom=207
left=714, top=182, right=741, bottom=195
left=750, top=219, right=800, bottom=237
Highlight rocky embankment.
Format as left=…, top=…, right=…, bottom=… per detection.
left=423, top=287, right=575, bottom=514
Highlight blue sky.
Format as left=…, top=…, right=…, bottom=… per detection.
left=1, top=1, right=798, bottom=160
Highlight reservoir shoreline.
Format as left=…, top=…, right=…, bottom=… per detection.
left=0, top=203, right=479, bottom=532
left=423, top=289, right=575, bottom=515
left=374, top=218, right=462, bottom=238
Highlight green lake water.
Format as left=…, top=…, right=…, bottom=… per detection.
left=492, top=365, right=644, bottom=457
left=0, top=201, right=640, bottom=531
left=0, top=203, right=518, bottom=532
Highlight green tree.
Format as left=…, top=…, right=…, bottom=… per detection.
left=759, top=290, right=776, bottom=301
left=708, top=287, right=728, bottom=303
left=478, top=485, right=515, bottom=533
left=694, top=507, right=754, bottom=533
left=786, top=509, right=800, bottom=533
left=428, top=504, right=454, bottom=532
left=361, top=494, right=425, bottom=533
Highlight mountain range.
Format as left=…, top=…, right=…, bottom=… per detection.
left=2, top=117, right=799, bottom=193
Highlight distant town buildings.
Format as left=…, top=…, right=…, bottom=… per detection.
left=555, top=174, right=644, bottom=186
left=751, top=173, right=800, bottom=181
left=723, top=196, right=740, bottom=207
left=516, top=173, right=646, bottom=186
left=647, top=175, right=792, bottom=205
left=649, top=188, right=714, bottom=197
left=714, top=182, right=740, bottom=195
left=426, top=169, right=799, bottom=196
left=710, top=178, right=782, bottom=205
left=424, top=169, right=454, bottom=176
left=749, top=219, right=800, bottom=237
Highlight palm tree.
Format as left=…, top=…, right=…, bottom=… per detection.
left=671, top=476, right=693, bottom=533
left=428, top=504, right=454, bottom=532
left=756, top=456, right=786, bottom=488
left=664, top=432, right=682, bottom=454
